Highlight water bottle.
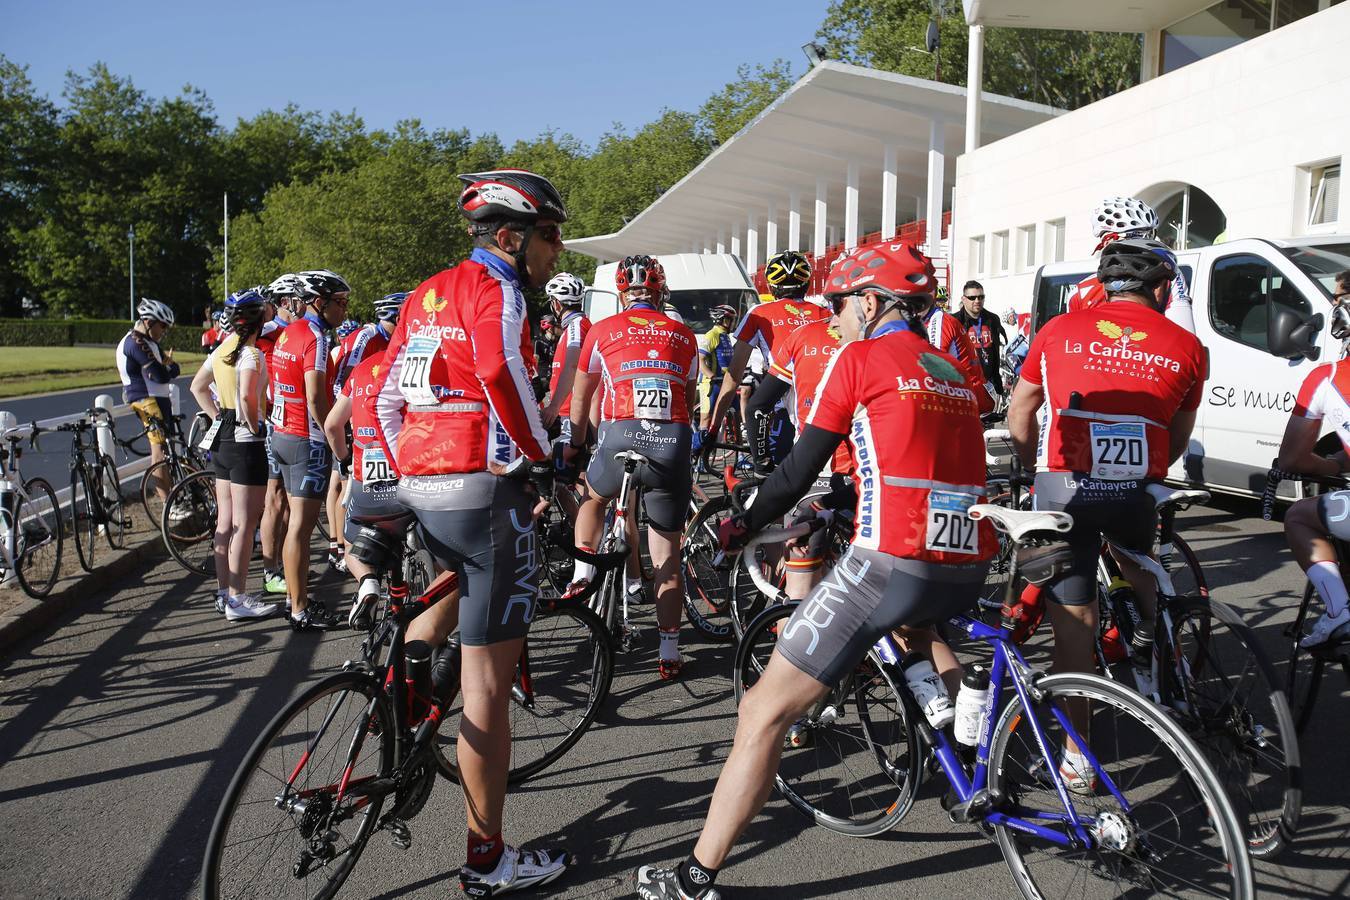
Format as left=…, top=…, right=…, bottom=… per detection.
left=902, top=653, right=954, bottom=729
left=430, top=637, right=462, bottom=706
left=404, top=639, right=434, bottom=720
left=953, top=666, right=991, bottom=747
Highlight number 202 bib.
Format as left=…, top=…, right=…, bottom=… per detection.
left=926, top=490, right=980, bottom=555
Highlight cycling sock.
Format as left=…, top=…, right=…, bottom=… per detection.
left=678, top=856, right=718, bottom=896
left=467, top=830, right=504, bottom=872
left=1062, top=746, right=1092, bottom=775
left=659, top=626, right=680, bottom=662
left=572, top=548, right=596, bottom=586
left=1309, top=561, right=1350, bottom=618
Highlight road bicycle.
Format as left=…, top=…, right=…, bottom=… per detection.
left=0, top=426, right=62, bottom=598
left=734, top=504, right=1255, bottom=898
left=160, top=467, right=218, bottom=576
left=129, top=411, right=205, bottom=527
left=33, top=409, right=126, bottom=572
left=201, top=480, right=621, bottom=899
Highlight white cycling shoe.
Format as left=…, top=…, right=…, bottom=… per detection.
left=225, top=593, right=278, bottom=621
left=459, top=844, right=569, bottom=897
left=1300, top=607, right=1350, bottom=648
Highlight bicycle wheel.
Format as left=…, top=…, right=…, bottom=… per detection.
left=681, top=494, right=737, bottom=643
left=536, top=500, right=576, bottom=598
left=1285, top=582, right=1324, bottom=734
left=734, top=602, right=921, bottom=837
left=70, top=466, right=97, bottom=572
left=162, top=468, right=218, bottom=576
left=141, top=457, right=191, bottom=530
left=14, top=477, right=62, bottom=598
left=434, top=603, right=614, bottom=785
left=202, top=671, right=394, bottom=900
left=98, top=454, right=125, bottom=549
left=1170, top=596, right=1300, bottom=859
left=988, top=672, right=1254, bottom=900
left=728, top=546, right=784, bottom=639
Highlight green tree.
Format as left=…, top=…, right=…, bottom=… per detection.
left=0, top=56, right=59, bottom=316
left=697, top=59, right=797, bottom=145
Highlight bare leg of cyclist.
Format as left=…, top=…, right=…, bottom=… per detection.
left=457, top=637, right=527, bottom=844
left=150, top=440, right=169, bottom=502
left=1111, top=547, right=1158, bottom=621
left=283, top=496, right=321, bottom=615
left=692, top=650, right=830, bottom=869
left=261, top=479, right=286, bottom=575
left=569, top=489, right=608, bottom=589
left=212, top=476, right=233, bottom=596
left=325, top=473, right=344, bottom=564
left=404, top=585, right=460, bottom=646
left=649, top=527, right=683, bottom=674
left=1286, top=496, right=1339, bottom=569
left=1047, top=600, right=1097, bottom=755
left=892, top=627, right=963, bottom=698
left=227, top=482, right=265, bottom=595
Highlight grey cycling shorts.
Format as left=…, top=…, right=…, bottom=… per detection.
left=271, top=432, right=333, bottom=500
left=586, top=420, right=692, bottom=533
left=1032, top=471, right=1156, bottom=606
left=264, top=422, right=282, bottom=481
left=1317, top=490, right=1350, bottom=541
left=776, top=546, right=988, bottom=687
left=343, top=478, right=405, bottom=543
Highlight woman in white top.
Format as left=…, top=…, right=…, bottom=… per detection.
left=190, top=289, right=277, bottom=621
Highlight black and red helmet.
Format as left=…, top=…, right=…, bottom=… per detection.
left=457, top=169, right=567, bottom=230
left=615, top=255, right=666, bottom=295
left=824, top=241, right=936, bottom=302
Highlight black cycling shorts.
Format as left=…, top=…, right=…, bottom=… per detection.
left=768, top=407, right=795, bottom=466
left=398, top=473, right=538, bottom=647
left=1032, top=471, right=1157, bottom=606
left=215, top=438, right=269, bottom=487
left=776, top=547, right=987, bottom=686
left=271, top=433, right=332, bottom=500
left=586, top=420, right=692, bottom=533
left=343, top=478, right=405, bottom=543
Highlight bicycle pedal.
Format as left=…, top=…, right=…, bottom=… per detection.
left=386, top=818, right=412, bottom=849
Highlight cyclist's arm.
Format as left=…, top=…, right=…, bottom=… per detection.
left=745, top=374, right=790, bottom=464
left=238, top=352, right=264, bottom=436
left=567, top=329, right=602, bottom=444
left=472, top=288, right=549, bottom=461
left=130, top=333, right=179, bottom=384
left=1277, top=412, right=1342, bottom=477
left=303, top=369, right=332, bottom=435
left=742, top=424, right=846, bottom=531
left=189, top=357, right=219, bottom=419
left=708, top=339, right=754, bottom=434
left=1167, top=408, right=1197, bottom=465
left=1008, top=377, right=1043, bottom=469
left=324, top=393, right=353, bottom=461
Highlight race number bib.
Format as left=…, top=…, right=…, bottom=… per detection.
left=633, top=377, right=672, bottom=421
left=268, top=398, right=284, bottom=428
left=1089, top=422, right=1147, bottom=480
left=361, top=447, right=394, bottom=483
left=926, top=491, right=980, bottom=555
left=398, top=337, right=439, bottom=406
left=199, top=416, right=223, bottom=450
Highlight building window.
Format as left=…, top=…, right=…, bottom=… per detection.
left=1209, top=253, right=1312, bottom=354
left=993, top=230, right=1009, bottom=274
left=970, top=235, right=986, bottom=275
left=1309, top=162, right=1341, bottom=227
left=1018, top=225, right=1036, bottom=270
left=1044, top=219, right=1065, bottom=263
left=1153, top=184, right=1227, bottom=250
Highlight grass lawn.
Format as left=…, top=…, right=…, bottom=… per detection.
left=0, top=346, right=206, bottom=398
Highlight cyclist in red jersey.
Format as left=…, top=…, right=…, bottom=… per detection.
left=372, top=168, right=569, bottom=896
left=559, top=255, right=699, bottom=680
left=706, top=250, right=827, bottom=460
left=1008, top=238, right=1206, bottom=788
left=636, top=241, right=994, bottom=900
left=268, top=269, right=349, bottom=629
left=256, top=274, right=304, bottom=598
left=539, top=272, right=590, bottom=437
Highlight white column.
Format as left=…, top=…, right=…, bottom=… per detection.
left=716, top=228, right=726, bottom=254
left=881, top=143, right=898, bottom=239
left=746, top=213, right=760, bottom=272
left=730, top=226, right=742, bottom=261
left=1141, top=30, right=1162, bottom=82
left=813, top=179, right=828, bottom=258
left=788, top=191, right=802, bottom=252
left=965, top=24, right=984, bottom=154
left=766, top=203, right=779, bottom=259
left=845, top=162, right=860, bottom=250
left=925, top=119, right=946, bottom=257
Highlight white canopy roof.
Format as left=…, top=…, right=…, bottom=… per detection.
left=963, top=0, right=1218, bottom=32
left=565, top=61, right=1059, bottom=263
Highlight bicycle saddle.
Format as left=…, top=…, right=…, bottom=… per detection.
left=1146, top=483, right=1210, bottom=512
left=968, top=504, right=1073, bottom=543
left=613, top=449, right=654, bottom=466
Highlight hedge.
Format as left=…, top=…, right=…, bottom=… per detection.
left=0, top=318, right=196, bottom=352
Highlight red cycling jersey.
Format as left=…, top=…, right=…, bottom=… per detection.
left=734, top=297, right=829, bottom=359
left=921, top=308, right=991, bottom=412
left=342, top=353, right=394, bottom=484
left=769, top=320, right=851, bottom=475
left=548, top=311, right=591, bottom=418
left=578, top=304, right=698, bottom=424
left=269, top=313, right=331, bottom=441
left=807, top=324, right=995, bottom=563
left=373, top=250, right=548, bottom=477
left=1021, top=300, right=1207, bottom=480
left=1067, top=275, right=1108, bottom=315
left=331, top=323, right=390, bottom=397
left=255, top=318, right=283, bottom=406
left=1293, top=360, right=1350, bottom=453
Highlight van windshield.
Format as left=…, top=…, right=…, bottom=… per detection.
left=1283, top=243, right=1350, bottom=299
left=1032, top=265, right=1195, bottom=334
left=668, top=289, right=759, bottom=334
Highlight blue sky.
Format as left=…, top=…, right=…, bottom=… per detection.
left=1, top=0, right=830, bottom=147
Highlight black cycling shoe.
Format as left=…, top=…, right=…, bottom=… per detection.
left=635, top=865, right=720, bottom=900
left=289, top=600, right=340, bottom=631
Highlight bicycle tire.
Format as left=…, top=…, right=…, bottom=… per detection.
left=734, top=601, right=921, bottom=837
left=988, top=671, right=1254, bottom=900
left=70, top=465, right=97, bottom=572
left=681, top=494, right=737, bottom=643
left=728, top=546, right=784, bottom=640
left=14, top=477, right=62, bottom=598
left=161, top=468, right=218, bottom=576
left=97, top=454, right=125, bottom=549
left=201, top=671, right=394, bottom=900
left=1285, top=581, right=1323, bottom=734
left=434, top=603, right=615, bottom=785
left=141, top=456, right=192, bottom=528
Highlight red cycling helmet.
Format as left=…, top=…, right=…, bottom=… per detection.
left=823, top=241, right=936, bottom=303
left=615, top=254, right=666, bottom=295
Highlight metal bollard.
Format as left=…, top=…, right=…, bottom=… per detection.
left=94, top=393, right=117, bottom=462
left=169, top=382, right=181, bottom=413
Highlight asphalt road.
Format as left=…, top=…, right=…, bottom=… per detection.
left=0, top=498, right=1347, bottom=899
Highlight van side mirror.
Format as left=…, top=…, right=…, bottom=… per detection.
left=1268, top=308, right=1322, bottom=361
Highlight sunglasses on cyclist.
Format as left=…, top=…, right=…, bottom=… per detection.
left=532, top=223, right=563, bottom=244
left=964, top=293, right=985, bottom=301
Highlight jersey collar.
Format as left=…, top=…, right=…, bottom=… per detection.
left=627, top=301, right=657, bottom=312
left=871, top=320, right=912, bottom=340
left=376, top=321, right=392, bottom=340
left=471, top=247, right=519, bottom=284
left=302, top=311, right=324, bottom=328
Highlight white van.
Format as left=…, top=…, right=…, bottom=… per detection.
left=1030, top=236, right=1350, bottom=499
left=586, top=253, right=759, bottom=334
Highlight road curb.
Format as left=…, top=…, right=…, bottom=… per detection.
left=0, top=529, right=167, bottom=655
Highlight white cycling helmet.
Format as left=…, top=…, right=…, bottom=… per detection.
left=265, top=273, right=307, bottom=300
left=545, top=272, right=585, bottom=307
left=136, top=297, right=175, bottom=326
left=1091, top=197, right=1159, bottom=240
